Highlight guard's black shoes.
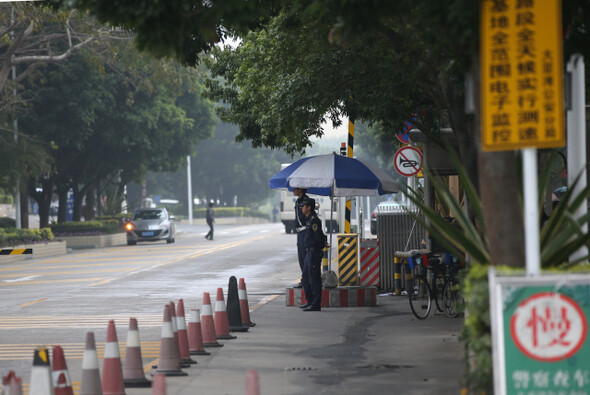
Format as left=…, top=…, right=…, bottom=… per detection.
left=302, top=306, right=321, bottom=311
left=293, top=283, right=303, bottom=288
left=300, top=303, right=311, bottom=309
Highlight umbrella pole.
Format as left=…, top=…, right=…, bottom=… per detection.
left=329, top=190, right=334, bottom=272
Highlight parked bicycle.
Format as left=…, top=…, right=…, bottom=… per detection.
left=407, top=251, right=447, bottom=319
left=441, top=253, right=465, bottom=318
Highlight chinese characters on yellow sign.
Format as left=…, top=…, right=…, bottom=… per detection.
left=481, top=0, right=565, bottom=151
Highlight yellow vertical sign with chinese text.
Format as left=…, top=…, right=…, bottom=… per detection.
left=481, top=0, right=564, bottom=151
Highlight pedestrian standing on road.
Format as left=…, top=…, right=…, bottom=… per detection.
left=293, top=188, right=309, bottom=288
left=300, top=197, right=328, bottom=312
left=205, top=202, right=215, bottom=240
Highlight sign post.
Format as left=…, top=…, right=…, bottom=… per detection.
left=480, top=0, right=565, bottom=275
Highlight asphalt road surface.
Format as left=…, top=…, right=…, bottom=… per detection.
left=0, top=222, right=302, bottom=390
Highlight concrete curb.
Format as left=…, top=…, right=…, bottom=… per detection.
left=0, top=241, right=67, bottom=264
left=285, top=286, right=377, bottom=307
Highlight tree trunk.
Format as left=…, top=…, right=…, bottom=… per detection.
left=83, top=187, right=95, bottom=220
left=478, top=151, right=525, bottom=266
left=19, top=184, right=29, bottom=229
left=472, top=52, right=525, bottom=267
left=73, top=187, right=84, bottom=221
left=57, top=186, right=68, bottom=223
left=29, top=177, right=54, bottom=229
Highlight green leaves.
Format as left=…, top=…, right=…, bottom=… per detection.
left=539, top=154, right=590, bottom=268
left=404, top=147, right=590, bottom=269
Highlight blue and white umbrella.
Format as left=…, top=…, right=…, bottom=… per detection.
left=269, top=153, right=399, bottom=196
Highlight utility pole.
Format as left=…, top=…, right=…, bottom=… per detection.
left=345, top=118, right=354, bottom=233
left=187, top=156, right=193, bottom=225
left=11, top=6, right=21, bottom=229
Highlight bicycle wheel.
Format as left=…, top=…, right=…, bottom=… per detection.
left=408, top=274, right=432, bottom=319
left=442, top=280, right=461, bottom=318
left=433, top=270, right=447, bottom=313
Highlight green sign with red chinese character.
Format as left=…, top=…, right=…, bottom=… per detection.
left=489, top=272, right=590, bottom=395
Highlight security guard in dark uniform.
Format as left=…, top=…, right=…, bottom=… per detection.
left=300, top=197, right=328, bottom=311
left=293, top=188, right=309, bottom=288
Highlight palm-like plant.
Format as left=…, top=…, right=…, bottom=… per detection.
left=403, top=148, right=590, bottom=268
left=402, top=147, right=590, bottom=393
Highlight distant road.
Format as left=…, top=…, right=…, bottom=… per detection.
left=0, top=222, right=301, bottom=388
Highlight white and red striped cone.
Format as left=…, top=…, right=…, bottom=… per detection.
left=176, top=299, right=197, bottom=365
left=101, top=320, right=126, bottom=395
left=239, top=278, right=256, bottom=327
left=29, top=346, right=53, bottom=395
left=214, top=287, right=236, bottom=340
left=123, top=318, right=151, bottom=387
left=201, top=292, right=223, bottom=347
left=245, top=370, right=260, bottom=395
left=167, top=301, right=190, bottom=369
left=227, top=276, right=249, bottom=332
left=80, top=332, right=102, bottom=395
left=2, top=370, right=23, bottom=395
left=153, top=304, right=187, bottom=377
left=52, top=345, right=73, bottom=395
left=151, top=374, right=167, bottom=395
left=187, top=309, right=210, bottom=355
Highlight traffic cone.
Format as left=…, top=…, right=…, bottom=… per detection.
left=245, top=370, right=260, bottom=395
left=201, top=292, right=223, bottom=347
left=29, top=346, right=53, bottom=395
left=176, top=299, right=197, bottom=365
left=227, top=276, right=249, bottom=332
left=123, top=318, right=151, bottom=387
left=151, top=374, right=166, bottom=395
left=153, top=304, right=187, bottom=376
left=52, top=345, right=73, bottom=395
left=187, top=309, right=210, bottom=355
left=101, top=320, right=126, bottom=395
left=2, top=370, right=23, bottom=395
left=214, top=288, right=236, bottom=340
left=168, top=301, right=191, bottom=369
left=239, top=278, right=256, bottom=327
left=80, top=332, right=102, bottom=395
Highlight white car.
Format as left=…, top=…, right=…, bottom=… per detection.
left=125, top=208, right=176, bottom=245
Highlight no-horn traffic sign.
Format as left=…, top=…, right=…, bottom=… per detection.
left=394, top=146, right=423, bottom=177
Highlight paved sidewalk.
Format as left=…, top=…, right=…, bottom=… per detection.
left=129, top=292, right=466, bottom=395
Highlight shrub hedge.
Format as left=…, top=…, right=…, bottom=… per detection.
left=50, top=220, right=122, bottom=236
left=0, top=194, right=14, bottom=204
left=193, top=207, right=267, bottom=219
left=0, top=228, right=53, bottom=247
left=0, top=217, right=17, bottom=228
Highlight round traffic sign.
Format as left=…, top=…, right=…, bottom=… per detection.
left=396, top=120, right=414, bottom=144
left=394, top=146, right=423, bottom=177
left=510, top=292, right=587, bottom=362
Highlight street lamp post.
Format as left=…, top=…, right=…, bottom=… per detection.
left=187, top=156, right=193, bottom=225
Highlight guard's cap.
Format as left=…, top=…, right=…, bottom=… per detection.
left=299, top=197, right=315, bottom=208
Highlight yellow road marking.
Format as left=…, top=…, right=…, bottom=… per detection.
left=0, top=268, right=138, bottom=278
left=18, top=298, right=48, bottom=307
left=89, top=235, right=272, bottom=287
left=0, top=342, right=161, bottom=360
left=0, top=314, right=163, bottom=329
left=250, top=294, right=280, bottom=312
left=0, top=278, right=107, bottom=286
left=0, top=261, right=142, bottom=272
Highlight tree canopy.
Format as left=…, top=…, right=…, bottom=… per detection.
left=18, top=42, right=216, bottom=226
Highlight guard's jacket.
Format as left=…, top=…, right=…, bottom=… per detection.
left=303, top=213, right=327, bottom=251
